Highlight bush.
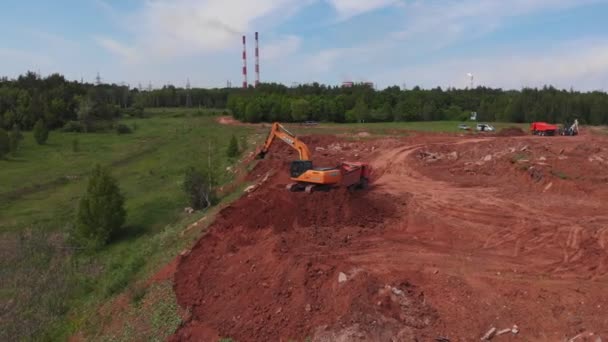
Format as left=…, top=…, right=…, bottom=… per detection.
left=227, top=135, right=239, bottom=158
left=183, top=167, right=217, bottom=210
left=8, top=124, right=23, bottom=155
left=124, top=105, right=145, bottom=118
left=74, top=165, right=126, bottom=249
left=132, top=104, right=145, bottom=118
left=116, top=124, right=132, bottom=135
left=0, top=128, right=9, bottom=158
left=72, top=138, right=79, bottom=152
left=62, top=121, right=83, bottom=132
left=33, top=119, right=49, bottom=145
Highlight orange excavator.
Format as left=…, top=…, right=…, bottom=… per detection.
left=257, top=122, right=372, bottom=193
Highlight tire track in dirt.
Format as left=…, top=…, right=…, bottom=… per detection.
left=367, top=138, right=608, bottom=282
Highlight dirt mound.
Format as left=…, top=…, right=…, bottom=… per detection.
left=172, top=185, right=406, bottom=341
left=171, top=135, right=426, bottom=341
left=411, top=136, right=608, bottom=195
left=216, top=116, right=263, bottom=126
left=497, top=126, right=526, bottom=136
left=171, top=132, right=608, bottom=341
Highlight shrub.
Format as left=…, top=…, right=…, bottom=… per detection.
left=62, top=121, right=83, bottom=132
left=116, top=124, right=132, bottom=135
left=33, top=119, right=49, bottom=145
left=0, top=128, right=9, bottom=158
left=74, top=165, right=126, bottom=249
left=183, top=167, right=217, bottom=210
left=72, top=138, right=80, bottom=152
left=132, top=104, right=145, bottom=118
left=227, top=135, right=239, bottom=158
left=9, top=124, right=23, bottom=155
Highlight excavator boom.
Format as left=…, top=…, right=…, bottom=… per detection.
left=256, top=122, right=371, bottom=193
left=257, top=122, right=312, bottom=160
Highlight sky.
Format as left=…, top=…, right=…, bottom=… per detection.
left=1, top=0, right=608, bottom=90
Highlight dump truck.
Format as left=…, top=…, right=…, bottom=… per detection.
left=530, top=122, right=559, bottom=136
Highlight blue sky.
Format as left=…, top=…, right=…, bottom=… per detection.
left=1, top=0, right=608, bottom=90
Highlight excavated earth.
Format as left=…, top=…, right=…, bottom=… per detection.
left=171, top=131, right=608, bottom=341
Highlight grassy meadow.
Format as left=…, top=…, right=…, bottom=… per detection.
left=0, top=109, right=256, bottom=340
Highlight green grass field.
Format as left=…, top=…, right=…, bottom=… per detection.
left=286, top=120, right=529, bottom=136
left=0, top=112, right=530, bottom=340
left=0, top=110, right=255, bottom=340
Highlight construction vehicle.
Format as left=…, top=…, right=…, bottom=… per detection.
left=257, top=122, right=372, bottom=193
left=561, top=119, right=579, bottom=136
left=530, top=122, right=558, bottom=136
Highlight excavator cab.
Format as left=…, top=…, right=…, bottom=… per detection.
left=257, top=122, right=371, bottom=193
left=290, top=160, right=313, bottom=177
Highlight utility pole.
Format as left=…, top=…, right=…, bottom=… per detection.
left=186, top=78, right=192, bottom=107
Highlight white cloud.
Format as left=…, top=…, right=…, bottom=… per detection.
left=96, top=37, right=139, bottom=63
left=97, top=0, right=305, bottom=61
left=298, top=0, right=606, bottom=79
left=0, top=48, right=51, bottom=64
left=0, top=48, right=53, bottom=77
left=26, top=29, right=79, bottom=50
left=98, top=0, right=403, bottom=62
left=325, top=0, right=400, bottom=19
left=262, top=35, right=302, bottom=61
left=93, top=0, right=113, bottom=12
left=88, top=0, right=607, bottom=88
left=379, top=40, right=608, bottom=90
left=394, top=0, right=603, bottom=43
left=308, top=48, right=346, bottom=72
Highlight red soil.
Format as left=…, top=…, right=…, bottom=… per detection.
left=171, top=132, right=608, bottom=341
left=497, top=127, right=526, bottom=136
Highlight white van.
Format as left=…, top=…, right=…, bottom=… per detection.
left=476, top=123, right=495, bottom=132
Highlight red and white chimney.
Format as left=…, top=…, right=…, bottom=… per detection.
left=242, top=35, right=248, bottom=89
left=255, top=32, right=260, bottom=87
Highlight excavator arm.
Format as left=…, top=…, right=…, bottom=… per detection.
left=257, top=122, right=312, bottom=160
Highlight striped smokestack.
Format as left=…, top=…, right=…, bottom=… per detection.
left=242, top=35, right=248, bottom=89
left=255, top=32, right=260, bottom=87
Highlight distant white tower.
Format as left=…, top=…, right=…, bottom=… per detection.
left=467, top=73, right=474, bottom=89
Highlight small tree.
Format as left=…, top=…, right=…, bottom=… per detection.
left=3, top=110, right=16, bottom=129
left=227, top=135, right=239, bottom=158
left=115, top=123, right=132, bottom=135
left=74, top=165, right=126, bottom=249
left=76, top=95, right=93, bottom=132
left=183, top=166, right=217, bottom=210
left=245, top=99, right=262, bottom=123
left=352, top=98, right=369, bottom=122
left=0, top=128, right=9, bottom=158
left=290, top=99, right=310, bottom=122
left=9, top=124, right=23, bottom=155
left=33, top=119, right=49, bottom=145
left=72, top=138, right=80, bottom=152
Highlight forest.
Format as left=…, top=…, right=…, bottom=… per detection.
left=2, top=72, right=608, bottom=131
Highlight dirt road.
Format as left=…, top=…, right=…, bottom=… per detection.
left=171, top=131, right=608, bottom=341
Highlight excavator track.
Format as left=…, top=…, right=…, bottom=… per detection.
left=286, top=183, right=332, bottom=193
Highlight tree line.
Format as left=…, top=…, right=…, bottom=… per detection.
left=228, top=83, right=608, bottom=125
left=2, top=72, right=608, bottom=131
left=0, top=72, right=230, bottom=131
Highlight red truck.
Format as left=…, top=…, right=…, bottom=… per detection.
left=530, top=122, right=558, bottom=136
